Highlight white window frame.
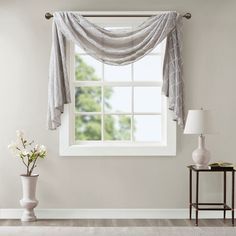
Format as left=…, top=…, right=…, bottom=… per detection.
left=59, top=12, right=176, bottom=157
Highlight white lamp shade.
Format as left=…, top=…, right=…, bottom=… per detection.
left=184, top=109, right=213, bottom=134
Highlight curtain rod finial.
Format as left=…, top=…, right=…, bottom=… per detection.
left=45, top=12, right=53, bottom=19
left=183, top=12, right=191, bottom=19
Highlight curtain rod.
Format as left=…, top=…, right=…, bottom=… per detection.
left=45, top=12, right=191, bottom=20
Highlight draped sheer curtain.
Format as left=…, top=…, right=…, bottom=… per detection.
left=48, top=11, right=184, bottom=130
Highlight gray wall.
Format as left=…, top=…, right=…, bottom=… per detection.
left=0, top=0, right=236, bottom=209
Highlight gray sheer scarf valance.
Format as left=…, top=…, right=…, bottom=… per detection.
left=48, top=11, right=184, bottom=130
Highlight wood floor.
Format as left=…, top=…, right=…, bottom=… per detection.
left=0, top=219, right=234, bottom=227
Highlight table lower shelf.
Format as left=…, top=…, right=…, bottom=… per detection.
left=191, top=203, right=232, bottom=211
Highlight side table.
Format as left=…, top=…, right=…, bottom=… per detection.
left=188, top=165, right=235, bottom=226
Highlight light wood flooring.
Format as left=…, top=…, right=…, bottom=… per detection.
left=0, top=219, right=234, bottom=227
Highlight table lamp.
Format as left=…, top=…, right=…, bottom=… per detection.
left=184, top=109, right=212, bottom=167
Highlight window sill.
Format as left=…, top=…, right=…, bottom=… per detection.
left=60, top=143, right=176, bottom=157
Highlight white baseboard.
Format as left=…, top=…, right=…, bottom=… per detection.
left=0, top=208, right=232, bottom=219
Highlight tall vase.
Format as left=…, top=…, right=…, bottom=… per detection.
left=20, top=174, right=39, bottom=222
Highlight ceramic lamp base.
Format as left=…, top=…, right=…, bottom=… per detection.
left=192, top=135, right=211, bottom=167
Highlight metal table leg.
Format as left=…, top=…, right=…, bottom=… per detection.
left=189, top=169, right=192, bottom=220
left=224, top=171, right=226, bottom=220
left=196, top=171, right=199, bottom=226
left=232, top=171, right=235, bottom=226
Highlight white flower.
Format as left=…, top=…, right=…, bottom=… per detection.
left=8, top=141, right=20, bottom=157
left=39, top=145, right=46, bottom=156
left=13, top=149, right=21, bottom=157
left=21, top=149, right=29, bottom=156
left=16, top=130, right=24, bottom=139
left=35, top=144, right=39, bottom=151
left=39, top=145, right=46, bottom=153
left=7, top=141, right=17, bottom=150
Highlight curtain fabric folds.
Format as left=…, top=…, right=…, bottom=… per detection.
left=48, top=11, right=184, bottom=130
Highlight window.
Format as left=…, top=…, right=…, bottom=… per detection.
left=60, top=15, right=176, bottom=156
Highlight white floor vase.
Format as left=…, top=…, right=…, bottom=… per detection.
left=20, top=174, right=39, bottom=222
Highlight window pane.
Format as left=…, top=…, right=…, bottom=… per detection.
left=134, top=115, right=161, bottom=142
left=75, top=45, right=86, bottom=54
left=75, top=87, right=101, bottom=112
left=104, top=115, right=131, bottom=141
left=104, top=64, right=132, bottom=81
left=149, top=44, right=162, bottom=54
left=104, top=87, right=132, bottom=113
left=75, top=115, right=101, bottom=141
left=75, top=55, right=102, bottom=81
left=133, top=55, right=162, bottom=81
left=134, top=87, right=161, bottom=113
